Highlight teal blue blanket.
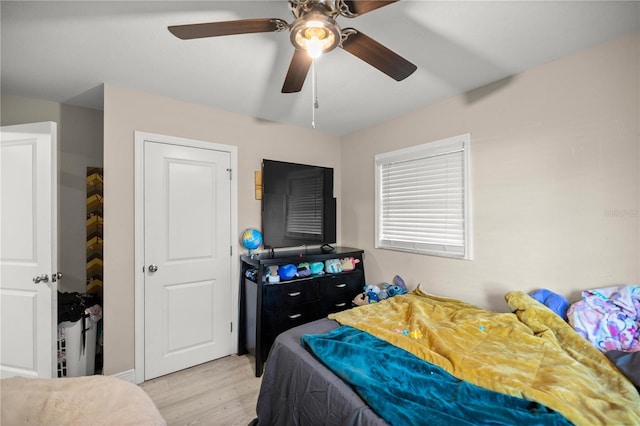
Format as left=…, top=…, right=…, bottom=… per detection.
left=302, top=326, right=571, bottom=426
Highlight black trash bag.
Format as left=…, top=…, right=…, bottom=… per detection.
left=58, top=291, right=86, bottom=323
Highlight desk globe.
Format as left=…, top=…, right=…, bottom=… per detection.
left=241, top=228, right=262, bottom=257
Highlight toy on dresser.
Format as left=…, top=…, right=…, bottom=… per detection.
left=264, top=261, right=328, bottom=283
left=340, top=257, right=360, bottom=271
left=263, top=256, right=362, bottom=284
left=310, top=262, right=324, bottom=275
left=296, top=262, right=311, bottom=278
left=277, top=264, right=297, bottom=281
left=325, top=258, right=342, bottom=274
left=266, top=265, right=280, bottom=283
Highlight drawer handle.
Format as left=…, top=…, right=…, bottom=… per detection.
left=335, top=302, right=347, bottom=307
left=288, top=291, right=301, bottom=297
left=335, top=283, right=347, bottom=288
left=288, top=313, right=302, bottom=319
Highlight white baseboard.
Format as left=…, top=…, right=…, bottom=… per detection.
left=110, top=369, right=136, bottom=384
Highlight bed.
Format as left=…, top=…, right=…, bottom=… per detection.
left=0, top=374, right=166, bottom=426
left=255, top=287, right=640, bottom=426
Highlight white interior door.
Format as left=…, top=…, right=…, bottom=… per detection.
left=143, top=139, right=232, bottom=380
left=0, top=122, right=57, bottom=378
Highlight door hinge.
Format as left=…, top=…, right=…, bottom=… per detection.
left=230, top=322, right=233, bottom=333
left=230, top=245, right=233, bottom=256
left=226, top=168, right=232, bottom=180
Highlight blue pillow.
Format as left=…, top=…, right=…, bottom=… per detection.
left=530, top=288, right=570, bottom=321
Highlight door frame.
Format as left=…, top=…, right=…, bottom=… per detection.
left=133, top=131, right=238, bottom=384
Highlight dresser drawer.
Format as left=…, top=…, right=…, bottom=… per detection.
left=320, top=271, right=363, bottom=314
left=321, top=271, right=363, bottom=299
left=277, top=303, right=320, bottom=329
left=264, top=280, right=319, bottom=308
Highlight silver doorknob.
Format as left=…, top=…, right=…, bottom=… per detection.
left=148, top=264, right=158, bottom=273
left=33, top=274, right=49, bottom=284
left=52, top=272, right=63, bottom=282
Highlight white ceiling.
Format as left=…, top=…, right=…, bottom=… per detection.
left=2, top=1, right=638, bottom=136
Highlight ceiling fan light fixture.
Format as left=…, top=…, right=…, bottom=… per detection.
left=168, top=0, right=416, bottom=94
left=290, top=13, right=340, bottom=58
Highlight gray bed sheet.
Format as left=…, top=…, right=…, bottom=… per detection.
left=256, top=318, right=388, bottom=426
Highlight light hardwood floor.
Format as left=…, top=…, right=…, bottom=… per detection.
left=139, top=355, right=262, bottom=426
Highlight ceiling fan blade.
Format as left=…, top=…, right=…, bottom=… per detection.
left=340, top=28, right=417, bottom=81
left=281, top=50, right=312, bottom=93
left=168, top=18, right=288, bottom=40
left=340, top=1, right=399, bottom=17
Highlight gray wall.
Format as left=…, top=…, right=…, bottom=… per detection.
left=341, top=32, right=640, bottom=310
left=102, top=84, right=342, bottom=376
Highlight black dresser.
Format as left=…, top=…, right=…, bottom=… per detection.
left=239, top=246, right=365, bottom=376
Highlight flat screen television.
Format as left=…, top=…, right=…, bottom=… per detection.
left=261, top=159, right=336, bottom=250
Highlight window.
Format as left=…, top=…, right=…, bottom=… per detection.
left=375, top=134, right=472, bottom=259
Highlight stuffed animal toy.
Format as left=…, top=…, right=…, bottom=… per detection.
left=310, top=262, right=324, bottom=275
left=267, top=265, right=280, bottom=283
left=379, top=282, right=393, bottom=300
left=378, top=288, right=389, bottom=300
left=393, top=275, right=407, bottom=292
left=296, top=262, right=311, bottom=278
left=387, top=284, right=406, bottom=297
left=365, top=284, right=381, bottom=302
left=277, top=264, right=297, bottom=281
left=325, top=258, right=342, bottom=274
left=245, top=268, right=257, bottom=281
left=351, top=277, right=408, bottom=307
left=352, top=292, right=369, bottom=306
left=340, top=257, right=360, bottom=271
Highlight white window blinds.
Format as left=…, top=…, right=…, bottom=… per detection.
left=375, top=134, right=472, bottom=259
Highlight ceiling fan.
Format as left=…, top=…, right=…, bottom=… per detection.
left=168, top=0, right=417, bottom=93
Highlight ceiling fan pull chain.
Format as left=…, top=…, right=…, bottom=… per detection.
left=312, top=58, right=318, bottom=128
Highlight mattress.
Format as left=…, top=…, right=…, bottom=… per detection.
left=255, top=288, right=640, bottom=426
left=255, top=318, right=387, bottom=426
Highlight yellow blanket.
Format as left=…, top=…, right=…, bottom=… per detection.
left=329, top=288, right=640, bottom=426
